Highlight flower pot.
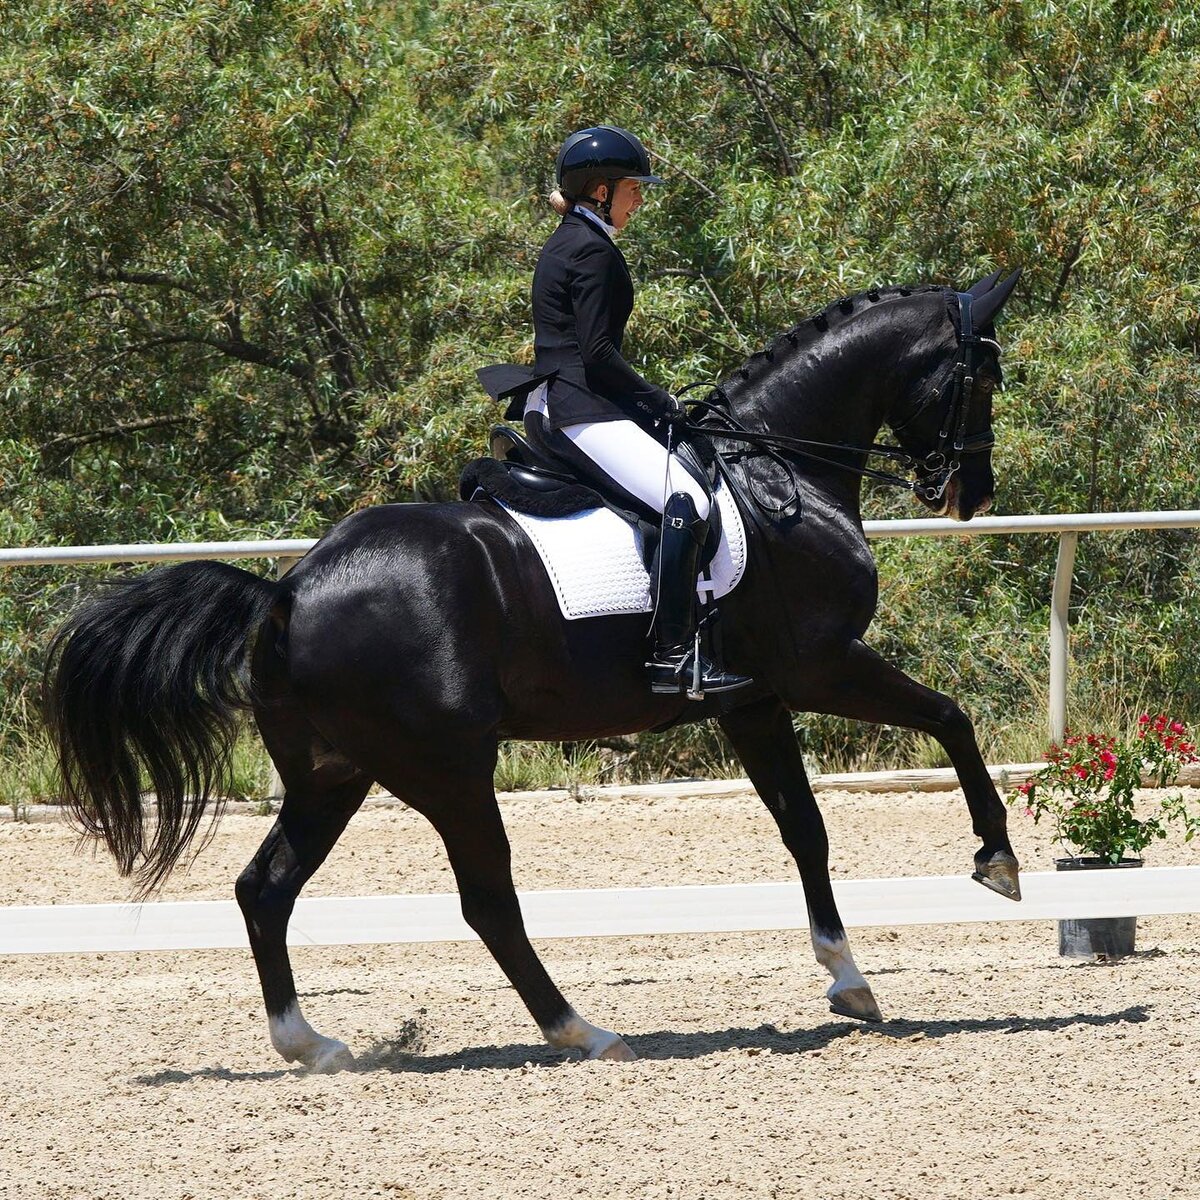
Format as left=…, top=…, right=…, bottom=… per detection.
left=1055, top=857, right=1142, bottom=959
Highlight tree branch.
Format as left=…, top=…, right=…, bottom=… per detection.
left=731, top=50, right=796, bottom=175
left=95, top=267, right=209, bottom=299
left=1048, top=233, right=1085, bottom=312
left=39, top=415, right=193, bottom=455
left=695, top=269, right=752, bottom=351
left=649, top=150, right=718, bottom=200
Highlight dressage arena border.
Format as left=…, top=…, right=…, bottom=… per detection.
left=4, top=867, right=1200, bottom=956
left=5, top=764, right=1199, bottom=954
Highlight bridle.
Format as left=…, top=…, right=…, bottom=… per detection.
left=886, top=290, right=999, bottom=502
left=682, top=289, right=1000, bottom=514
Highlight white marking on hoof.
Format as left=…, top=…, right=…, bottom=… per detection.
left=269, top=1001, right=355, bottom=1072
left=542, top=1010, right=636, bottom=1061
left=811, top=930, right=874, bottom=1005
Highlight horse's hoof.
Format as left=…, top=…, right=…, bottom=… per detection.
left=592, top=1036, right=637, bottom=1062
left=306, top=1040, right=356, bottom=1074
left=828, top=986, right=883, bottom=1023
left=972, top=852, right=1022, bottom=902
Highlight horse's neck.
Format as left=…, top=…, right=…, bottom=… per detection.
left=731, top=311, right=909, bottom=507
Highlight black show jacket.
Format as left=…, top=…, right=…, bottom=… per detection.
left=527, top=211, right=673, bottom=430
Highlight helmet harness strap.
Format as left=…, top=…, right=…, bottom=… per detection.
left=593, top=180, right=615, bottom=225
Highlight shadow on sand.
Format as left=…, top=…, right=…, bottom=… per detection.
left=130, top=1003, right=1149, bottom=1085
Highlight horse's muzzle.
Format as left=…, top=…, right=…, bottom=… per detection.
left=943, top=476, right=994, bottom=522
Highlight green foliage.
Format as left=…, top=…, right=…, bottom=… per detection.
left=1, top=0, right=1197, bottom=783
left=228, top=725, right=276, bottom=803
left=494, top=742, right=605, bottom=794
left=0, top=730, right=61, bottom=818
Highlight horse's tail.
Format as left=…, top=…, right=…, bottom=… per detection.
left=44, top=560, right=279, bottom=892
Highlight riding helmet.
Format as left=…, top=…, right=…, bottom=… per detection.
left=554, top=125, right=664, bottom=199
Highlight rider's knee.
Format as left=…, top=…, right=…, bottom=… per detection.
left=672, top=470, right=711, bottom=521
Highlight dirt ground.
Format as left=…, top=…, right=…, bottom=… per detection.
left=2, top=784, right=1199, bottom=1200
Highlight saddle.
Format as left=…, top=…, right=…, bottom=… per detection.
left=459, top=405, right=723, bottom=570
left=464, top=367, right=749, bottom=628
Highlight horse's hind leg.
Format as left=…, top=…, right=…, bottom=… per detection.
left=381, top=747, right=636, bottom=1062
left=720, top=697, right=883, bottom=1023
left=236, top=703, right=371, bottom=1071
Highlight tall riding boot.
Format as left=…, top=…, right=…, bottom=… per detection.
left=647, top=492, right=753, bottom=698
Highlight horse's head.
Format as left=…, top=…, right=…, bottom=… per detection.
left=889, top=269, right=1020, bottom=521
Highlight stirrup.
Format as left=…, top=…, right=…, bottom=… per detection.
left=647, top=637, right=753, bottom=701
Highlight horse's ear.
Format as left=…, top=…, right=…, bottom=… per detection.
left=967, top=268, right=1004, bottom=298
left=972, top=268, right=1022, bottom=327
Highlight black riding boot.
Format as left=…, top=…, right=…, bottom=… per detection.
left=647, top=492, right=753, bottom=698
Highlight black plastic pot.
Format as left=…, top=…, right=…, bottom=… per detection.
left=1055, top=856, right=1142, bottom=959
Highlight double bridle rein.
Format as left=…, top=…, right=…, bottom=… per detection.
left=682, top=289, right=999, bottom=511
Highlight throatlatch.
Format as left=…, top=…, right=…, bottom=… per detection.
left=647, top=491, right=752, bottom=700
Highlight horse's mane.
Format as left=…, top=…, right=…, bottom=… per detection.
left=720, top=283, right=946, bottom=400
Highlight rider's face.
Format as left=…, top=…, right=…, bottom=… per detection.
left=604, top=178, right=644, bottom=229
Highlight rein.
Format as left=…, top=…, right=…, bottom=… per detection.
left=680, top=290, right=997, bottom=512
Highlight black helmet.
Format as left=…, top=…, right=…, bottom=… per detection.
left=555, top=125, right=664, bottom=199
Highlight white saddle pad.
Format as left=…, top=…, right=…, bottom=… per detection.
left=497, top=480, right=748, bottom=621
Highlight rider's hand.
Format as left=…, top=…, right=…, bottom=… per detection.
left=661, top=395, right=688, bottom=428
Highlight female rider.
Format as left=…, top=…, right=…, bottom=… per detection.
left=513, top=124, right=751, bottom=698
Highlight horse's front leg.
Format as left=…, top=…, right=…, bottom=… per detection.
left=719, top=696, right=882, bottom=1024
left=808, top=638, right=1020, bottom=900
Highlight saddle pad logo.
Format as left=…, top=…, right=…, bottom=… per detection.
left=498, top=481, right=747, bottom=621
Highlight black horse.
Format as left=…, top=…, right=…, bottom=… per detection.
left=45, top=271, right=1021, bottom=1071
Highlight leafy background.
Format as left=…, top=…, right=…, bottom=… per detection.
left=1, top=0, right=1197, bottom=793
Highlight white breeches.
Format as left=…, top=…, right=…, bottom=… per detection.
left=559, top=418, right=711, bottom=521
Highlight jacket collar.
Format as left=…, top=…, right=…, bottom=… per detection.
left=562, top=208, right=618, bottom=247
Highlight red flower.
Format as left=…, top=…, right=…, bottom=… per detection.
left=1154, top=715, right=1168, bottom=732
left=1103, top=766, right=1115, bottom=781
left=1138, top=714, right=1151, bottom=725
left=1170, top=721, right=1185, bottom=735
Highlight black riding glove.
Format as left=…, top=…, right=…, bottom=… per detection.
left=660, top=395, right=688, bottom=428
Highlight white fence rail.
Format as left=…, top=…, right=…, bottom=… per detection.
left=2, top=509, right=1198, bottom=741
left=5, top=866, right=1200, bottom=954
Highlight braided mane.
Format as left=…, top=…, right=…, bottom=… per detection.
left=722, top=284, right=945, bottom=398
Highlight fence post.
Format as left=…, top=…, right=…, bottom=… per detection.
left=1048, top=531, right=1078, bottom=745
left=267, top=556, right=303, bottom=800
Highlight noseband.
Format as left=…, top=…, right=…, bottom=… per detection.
left=684, top=288, right=999, bottom=513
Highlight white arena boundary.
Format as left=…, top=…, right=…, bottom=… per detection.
left=3, top=867, right=1199, bottom=955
